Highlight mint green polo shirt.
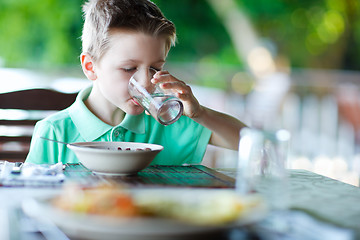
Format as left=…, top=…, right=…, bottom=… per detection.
left=25, top=86, right=212, bottom=165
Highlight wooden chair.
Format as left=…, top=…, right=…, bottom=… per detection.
left=0, top=88, right=78, bottom=162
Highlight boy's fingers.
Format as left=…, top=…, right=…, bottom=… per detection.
left=152, top=72, right=174, bottom=83
left=154, top=70, right=169, bottom=77
left=160, top=81, right=190, bottom=94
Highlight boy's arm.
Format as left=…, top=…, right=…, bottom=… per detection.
left=153, top=71, right=247, bottom=150
left=192, top=106, right=247, bottom=150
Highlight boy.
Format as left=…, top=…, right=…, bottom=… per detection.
left=25, top=0, right=246, bottom=165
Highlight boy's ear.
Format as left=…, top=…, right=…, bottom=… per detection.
left=80, top=53, right=97, bottom=81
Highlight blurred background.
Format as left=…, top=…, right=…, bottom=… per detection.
left=1, top=0, right=360, bottom=185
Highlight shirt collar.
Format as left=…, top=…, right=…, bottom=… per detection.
left=69, top=86, right=145, bottom=141
left=119, top=112, right=145, bottom=134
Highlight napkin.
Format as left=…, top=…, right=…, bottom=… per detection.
left=0, top=161, right=65, bottom=187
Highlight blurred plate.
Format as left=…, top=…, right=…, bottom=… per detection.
left=22, top=189, right=267, bottom=240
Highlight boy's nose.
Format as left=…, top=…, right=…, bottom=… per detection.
left=137, top=68, right=156, bottom=85
left=132, top=68, right=157, bottom=93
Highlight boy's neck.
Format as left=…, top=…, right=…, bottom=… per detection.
left=85, top=88, right=125, bottom=126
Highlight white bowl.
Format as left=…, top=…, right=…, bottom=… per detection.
left=67, top=142, right=163, bottom=175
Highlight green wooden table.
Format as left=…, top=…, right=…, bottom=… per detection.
left=217, top=168, right=360, bottom=235
left=1, top=164, right=360, bottom=239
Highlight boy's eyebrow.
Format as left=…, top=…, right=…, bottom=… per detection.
left=155, top=60, right=166, bottom=64
left=119, top=59, right=166, bottom=64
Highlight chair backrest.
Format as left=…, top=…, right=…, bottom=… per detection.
left=0, top=88, right=78, bottom=162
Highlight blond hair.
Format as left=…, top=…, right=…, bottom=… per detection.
left=81, top=0, right=176, bottom=62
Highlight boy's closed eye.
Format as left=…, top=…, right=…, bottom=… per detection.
left=120, top=67, right=161, bottom=73
left=121, top=68, right=137, bottom=73
left=150, top=67, right=161, bottom=72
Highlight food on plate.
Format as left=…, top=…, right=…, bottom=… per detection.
left=52, top=184, right=264, bottom=225
left=135, top=190, right=258, bottom=225
left=52, top=184, right=138, bottom=217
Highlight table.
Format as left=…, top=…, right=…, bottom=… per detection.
left=0, top=165, right=359, bottom=240
left=218, top=169, right=360, bottom=235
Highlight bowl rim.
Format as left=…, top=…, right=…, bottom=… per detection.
left=67, top=141, right=164, bottom=153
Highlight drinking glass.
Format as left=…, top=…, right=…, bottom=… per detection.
left=236, top=127, right=291, bottom=211
left=128, top=68, right=183, bottom=125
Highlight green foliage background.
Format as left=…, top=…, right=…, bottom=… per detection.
left=0, top=0, right=359, bottom=71
left=0, top=0, right=83, bottom=68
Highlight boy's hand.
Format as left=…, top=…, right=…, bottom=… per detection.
left=152, top=71, right=203, bottom=119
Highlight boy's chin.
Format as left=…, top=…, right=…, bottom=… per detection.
left=127, top=107, right=144, bottom=116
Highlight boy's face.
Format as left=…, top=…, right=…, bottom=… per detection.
left=90, top=29, right=167, bottom=115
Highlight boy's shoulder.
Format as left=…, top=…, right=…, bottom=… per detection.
left=40, top=107, right=72, bottom=125
left=33, top=107, right=76, bottom=138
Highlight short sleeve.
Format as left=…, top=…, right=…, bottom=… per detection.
left=25, top=120, right=62, bottom=164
